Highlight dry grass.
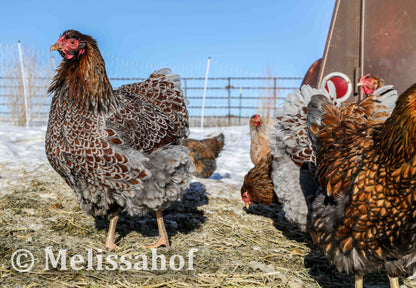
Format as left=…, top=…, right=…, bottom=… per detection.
left=1, top=163, right=416, bottom=288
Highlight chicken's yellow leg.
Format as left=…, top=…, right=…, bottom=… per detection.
left=143, top=209, right=169, bottom=248
left=355, top=275, right=363, bottom=288
left=389, top=276, right=399, bottom=288
left=104, top=215, right=119, bottom=250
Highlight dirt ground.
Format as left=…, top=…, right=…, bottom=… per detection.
left=1, top=162, right=416, bottom=288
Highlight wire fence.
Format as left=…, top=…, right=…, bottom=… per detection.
left=0, top=42, right=302, bottom=127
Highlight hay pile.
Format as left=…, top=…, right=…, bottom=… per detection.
left=1, top=162, right=415, bottom=287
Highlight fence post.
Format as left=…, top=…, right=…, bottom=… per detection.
left=183, top=78, right=187, bottom=99
left=200, top=57, right=211, bottom=133
left=238, top=87, right=242, bottom=125
left=227, top=77, right=231, bottom=126
left=18, top=41, right=30, bottom=127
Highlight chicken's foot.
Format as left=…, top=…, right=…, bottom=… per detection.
left=104, top=215, right=119, bottom=250
left=389, top=276, right=399, bottom=288
left=143, top=210, right=170, bottom=249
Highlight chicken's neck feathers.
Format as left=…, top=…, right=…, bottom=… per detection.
left=250, top=124, right=269, bottom=139
left=49, top=42, right=118, bottom=115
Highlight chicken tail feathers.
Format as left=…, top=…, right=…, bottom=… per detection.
left=154, top=68, right=183, bottom=90
left=306, top=94, right=331, bottom=151
left=372, top=84, right=398, bottom=118
left=212, top=133, right=225, bottom=157
left=199, top=133, right=225, bottom=158
left=270, top=85, right=332, bottom=162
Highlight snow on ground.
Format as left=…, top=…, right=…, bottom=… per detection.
left=0, top=126, right=47, bottom=164
left=0, top=124, right=253, bottom=195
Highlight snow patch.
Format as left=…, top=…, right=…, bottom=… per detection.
left=0, top=125, right=253, bottom=188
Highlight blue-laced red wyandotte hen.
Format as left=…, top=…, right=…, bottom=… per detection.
left=306, top=82, right=416, bottom=288
left=46, top=30, right=194, bottom=250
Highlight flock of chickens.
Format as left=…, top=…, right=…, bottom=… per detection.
left=46, top=30, right=416, bottom=288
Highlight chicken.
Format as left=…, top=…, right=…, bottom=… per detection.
left=306, top=83, right=416, bottom=288
left=358, top=73, right=384, bottom=97
left=182, top=133, right=224, bottom=178
left=46, top=30, right=194, bottom=250
left=241, top=79, right=397, bottom=232
left=249, top=114, right=271, bottom=165
left=241, top=153, right=277, bottom=208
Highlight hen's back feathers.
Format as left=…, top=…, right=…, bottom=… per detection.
left=270, top=85, right=331, bottom=166
left=198, top=133, right=225, bottom=158
left=241, top=153, right=277, bottom=206
left=107, top=69, right=189, bottom=153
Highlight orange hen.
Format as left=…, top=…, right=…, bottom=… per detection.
left=249, top=114, right=271, bottom=165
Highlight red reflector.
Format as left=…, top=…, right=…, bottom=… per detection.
left=321, top=72, right=352, bottom=103
left=325, top=76, right=348, bottom=99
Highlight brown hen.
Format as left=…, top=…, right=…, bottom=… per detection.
left=183, top=133, right=224, bottom=178
left=306, top=83, right=416, bottom=288
left=241, top=153, right=277, bottom=208
left=46, top=30, right=194, bottom=250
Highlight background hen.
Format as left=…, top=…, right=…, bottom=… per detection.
left=241, top=153, right=278, bottom=208
left=358, top=73, right=384, bottom=97
left=46, top=30, right=194, bottom=250
left=306, top=82, right=416, bottom=288
left=182, top=133, right=224, bottom=178
left=249, top=114, right=271, bottom=165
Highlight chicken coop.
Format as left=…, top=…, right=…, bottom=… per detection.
left=303, top=0, right=416, bottom=102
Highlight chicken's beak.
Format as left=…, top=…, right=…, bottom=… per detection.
left=50, top=43, right=62, bottom=52
left=357, top=81, right=364, bottom=87
left=245, top=202, right=250, bottom=209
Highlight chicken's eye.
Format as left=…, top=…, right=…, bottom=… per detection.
left=69, top=40, right=77, bottom=46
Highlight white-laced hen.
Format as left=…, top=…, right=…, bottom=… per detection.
left=46, top=30, right=194, bottom=250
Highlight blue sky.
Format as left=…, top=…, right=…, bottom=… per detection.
left=1, top=0, right=335, bottom=77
